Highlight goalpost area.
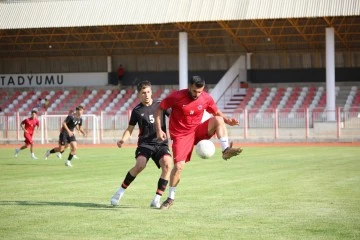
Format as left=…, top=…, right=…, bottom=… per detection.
left=40, top=114, right=99, bottom=144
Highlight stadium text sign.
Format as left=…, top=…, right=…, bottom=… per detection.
left=0, top=72, right=107, bottom=87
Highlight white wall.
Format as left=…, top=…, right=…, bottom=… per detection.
left=0, top=72, right=108, bottom=88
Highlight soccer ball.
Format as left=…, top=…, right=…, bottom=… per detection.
left=195, top=140, right=215, bottom=159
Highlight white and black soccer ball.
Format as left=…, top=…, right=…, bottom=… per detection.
left=195, top=140, right=215, bottom=159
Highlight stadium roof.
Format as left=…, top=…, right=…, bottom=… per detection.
left=1, top=0, right=360, bottom=57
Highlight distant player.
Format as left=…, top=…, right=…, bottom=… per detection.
left=45, top=106, right=86, bottom=167
left=14, top=110, right=40, bottom=159
left=56, top=109, right=79, bottom=160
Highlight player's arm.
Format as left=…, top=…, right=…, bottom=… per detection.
left=214, top=110, right=239, bottom=126
left=77, top=125, right=87, bottom=137
left=34, top=125, right=40, bottom=134
left=20, top=122, right=27, bottom=133
left=207, top=95, right=239, bottom=126
left=35, top=121, right=40, bottom=133
left=117, top=125, right=135, bottom=148
left=164, top=108, right=171, bottom=117
left=155, top=106, right=167, bottom=141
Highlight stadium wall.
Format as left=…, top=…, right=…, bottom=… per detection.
left=248, top=68, right=360, bottom=83
left=1, top=51, right=360, bottom=75
left=107, top=70, right=226, bottom=86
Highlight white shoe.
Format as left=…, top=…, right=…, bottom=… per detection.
left=14, top=149, right=20, bottom=157
left=57, top=153, right=62, bottom=159
left=110, top=192, right=124, bottom=206
left=45, top=150, right=50, bottom=160
left=65, top=160, right=72, bottom=167
left=73, top=155, right=79, bottom=159
left=31, top=155, right=38, bottom=160
left=150, top=199, right=161, bottom=209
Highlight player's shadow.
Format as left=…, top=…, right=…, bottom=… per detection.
left=0, top=200, right=136, bottom=209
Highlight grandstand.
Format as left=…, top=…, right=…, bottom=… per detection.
left=1, top=83, right=358, bottom=116
left=218, top=83, right=359, bottom=116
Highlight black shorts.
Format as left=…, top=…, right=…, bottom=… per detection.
left=58, top=132, right=76, bottom=146
left=135, top=144, right=171, bottom=169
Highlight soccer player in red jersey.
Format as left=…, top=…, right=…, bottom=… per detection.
left=155, top=76, right=243, bottom=209
left=14, top=110, right=40, bottom=159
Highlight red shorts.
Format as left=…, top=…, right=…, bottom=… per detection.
left=171, top=119, right=214, bottom=163
left=24, top=132, right=33, bottom=145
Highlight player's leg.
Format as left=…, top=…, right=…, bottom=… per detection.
left=70, top=142, right=79, bottom=159
left=45, top=133, right=66, bottom=159
left=25, top=134, right=38, bottom=159
left=57, top=144, right=68, bottom=159
left=65, top=138, right=77, bottom=167
left=29, top=142, right=38, bottom=159
left=14, top=144, right=27, bottom=157
left=150, top=148, right=172, bottom=208
left=15, top=134, right=30, bottom=157
left=205, top=117, right=242, bottom=160
left=46, top=144, right=64, bottom=159
left=160, top=160, right=185, bottom=209
left=160, top=136, right=193, bottom=210
left=110, top=147, right=150, bottom=206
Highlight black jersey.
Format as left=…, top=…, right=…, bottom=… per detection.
left=61, top=115, right=83, bottom=133
left=129, top=101, right=168, bottom=146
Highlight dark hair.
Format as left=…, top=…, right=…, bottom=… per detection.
left=76, top=105, right=84, bottom=111
left=189, top=76, right=205, bottom=88
left=31, top=110, right=37, bottom=114
left=137, top=80, right=152, bottom=92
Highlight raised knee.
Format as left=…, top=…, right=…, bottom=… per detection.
left=215, top=115, right=225, bottom=125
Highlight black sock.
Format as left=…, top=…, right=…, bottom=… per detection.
left=156, top=178, right=168, bottom=196
left=121, top=172, right=136, bottom=189
left=68, top=154, right=73, bottom=161
left=50, top=149, right=56, bottom=154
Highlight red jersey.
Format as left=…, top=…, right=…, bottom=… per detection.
left=117, top=67, right=124, bottom=77
left=160, top=89, right=218, bottom=138
left=21, top=117, right=40, bottom=135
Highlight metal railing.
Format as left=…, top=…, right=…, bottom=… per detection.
left=1, top=107, right=359, bottom=143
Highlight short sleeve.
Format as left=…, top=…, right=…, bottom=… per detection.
left=160, top=91, right=178, bottom=110
left=128, top=110, right=138, bottom=126
left=205, top=94, right=218, bottom=115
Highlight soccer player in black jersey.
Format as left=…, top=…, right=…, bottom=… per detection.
left=56, top=109, right=79, bottom=160
left=45, top=105, right=86, bottom=167
left=110, top=80, right=173, bottom=208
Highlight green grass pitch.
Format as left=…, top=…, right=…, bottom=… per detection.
left=0, top=145, right=359, bottom=240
